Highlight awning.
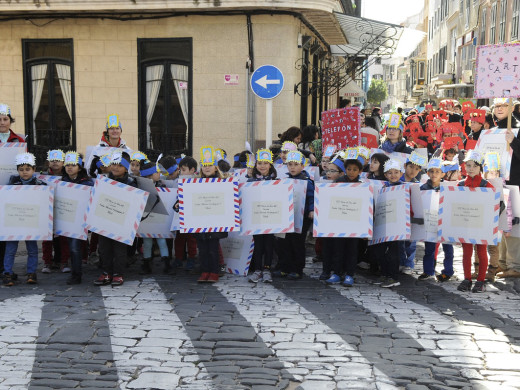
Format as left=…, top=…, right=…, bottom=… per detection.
left=339, top=77, right=366, bottom=98
left=330, top=13, right=404, bottom=57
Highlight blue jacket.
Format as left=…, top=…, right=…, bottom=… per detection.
left=384, top=180, right=405, bottom=188
left=108, top=172, right=137, bottom=188
left=61, top=172, right=94, bottom=187
left=8, top=175, right=46, bottom=186
left=420, top=179, right=440, bottom=191
left=247, top=173, right=277, bottom=182
left=286, top=170, right=314, bottom=216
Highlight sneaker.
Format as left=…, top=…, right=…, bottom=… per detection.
left=436, top=273, right=451, bottom=282
left=472, top=280, right=486, bottom=293
left=41, top=266, right=51, bottom=274
left=219, top=265, right=226, bottom=276
left=248, top=270, right=263, bottom=283
left=357, top=261, right=370, bottom=270
left=111, top=275, right=124, bottom=286
left=207, top=273, right=219, bottom=283
left=185, top=258, right=195, bottom=271
left=401, top=266, right=413, bottom=275
left=197, top=272, right=210, bottom=283
left=287, top=272, right=302, bottom=280
left=3, top=273, right=14, bottom=287
left=319, top=271, right=330, bottom=280
left=93, top=273, right=112, bottom=286
left=343, top=275, right=354, bottom=287
left=174, top=259, right=184, bottom=268
left=272, top=270, right=288, bottom=278
left=262, top=271, right=272, bottom=283
left=325, top=273, right=342, bottom=284
left=372, top=276, right=388, bottom=285
left=457, top=279, right=472, bottom=292
left=381, top=278, right=400, bottom=288
left=61, top=266, right=71, bottom=273
left=418, top=273, right=434, bottom=281
left=26, top=273, right=37, bottom=284
left=66, top=275, right=82, bottom=285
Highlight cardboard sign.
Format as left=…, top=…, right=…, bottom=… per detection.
left=370, top=184, right=411, bottom=244
left=321, top=107, right=361, bottom=149
left=220, top=232, right=254, bottom=276
left=0, top=143, right=27, bottom=185
left=506, top=185, right=520, bottom=237
left=54, top=181, right=91, bottom=240
left=293, top=179, right=308, bottom=233
left=0, top=185, right=54, bottom=241
left=474, top=43, right=520, bottom=98
left=178, top=178, right=239, bottom=233
left=438, top=186, right=500, bottom=245
left=360, top=128, right=379, bottom=148
left=313, top=182, right=374, bottom=238
left=410, top=184, right=440, bottom=243
left=84, top=146, right=132, bottom=173
left=85, top=177, right=149, bottom=245
left=239, top=179, right=294, bottom=235
left=475, top=128, right=519, bottom=180
left=137, top=187, right=177, bottom=238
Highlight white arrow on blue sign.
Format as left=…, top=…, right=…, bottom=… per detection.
left=250, top=65, right=284, bottom=100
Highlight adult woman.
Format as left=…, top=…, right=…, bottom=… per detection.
left=0, top=104, right=25, bottom=144
left=279, top=126, right=317, bottom=164
left=379, top=119, right=413, bottom=154
left=97, top=114, right=128, bottom=148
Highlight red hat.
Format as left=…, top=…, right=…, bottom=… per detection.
left=427, top=110, right=448, bottom=122
left=461, top=101, right=475, bottom=113
left=463, top=109, right=486, bottom=124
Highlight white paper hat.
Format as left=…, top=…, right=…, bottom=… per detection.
left=384, top=158, right=403, bottom=173
left=15, top=152, right=36, bottom=166
left=464, top=149, right=484, bottom=165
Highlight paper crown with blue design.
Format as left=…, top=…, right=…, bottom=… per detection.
left=64, top=151, right=82, bottom=166
left=97, top=154, right=112, bottom=168
left=357, top=146, right=371, bottom=160
left=130, top=151, right=148, bottom=162
left=15, top=152, right=36, bottom=166
left=109, top=152, right=130, bottom=169
left=281, top=141, right=298, bottom=152
left=493, top=98, right=510, bottom=106
left=426, top=158, right=443, bottom=171
left=200, top=145, right=216, bottom=166
left=256, top=149, right=273, bottom=164
left=407, top=151, right=427, bottom=168
left=463, top=149, right=484, bottom=165
left=286, top=150, right=304, bottom=164
left=383, top=158, right=403, bottom=173
left=140, top=159, right=160, bottom=177
left=246, top=153, right=256, bottom=169
left=106, top=114, right=122, bottom=130
left=442, top=160, right=460, bottom=173
left=330, top=155, right=346, bottom=173
left=484, top=152, right=501, bottom=172
left=343, top=147, right=364, bottom=164
left=215, top=149, right=227, bottom=162
left=47, top=149, right=65, bottom=162
left=387, top=113, right=403, bottom=129
left=323, top=144, right=337, bottom=158
left=0, top=103, right=11, bottom=116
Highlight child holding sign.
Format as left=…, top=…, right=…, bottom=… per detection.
left=248, top=149, right=278, bottom=284
left=61, top=152, right=94, bottom=284
left=457, top=150, right=494, bottom=293
left=3, top=153, right=46, bottom=286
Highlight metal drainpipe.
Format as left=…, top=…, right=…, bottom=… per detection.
left=246, top=14, right=255, bottom=150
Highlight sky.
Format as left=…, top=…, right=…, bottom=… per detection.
left=362, top=0, right=425, bottom=25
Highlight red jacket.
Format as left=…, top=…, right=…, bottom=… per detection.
left=458, top=174, right=494, bottom=189
left=1, top=129, right=25, bottom=143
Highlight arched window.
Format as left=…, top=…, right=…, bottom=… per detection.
left=22, top=39, right=75, bottom=165
left=138, top=39, right=192, bottom=159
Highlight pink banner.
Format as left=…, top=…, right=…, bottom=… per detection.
left=474, top=43, right=520, bottom=98
left=320, top=107, right=360, bottom=149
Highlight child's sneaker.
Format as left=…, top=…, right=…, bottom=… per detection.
left=342, top=275, right=354, bottom=287
left=111, top=274, right=124, bottom=286
left=207, top=273, right=219, bottom=283
left=325, top=273, right=341, bottom=284
left=472, top=280, right=486, bottom=293
left=26, top=273, right=37, bottom=284
left=319, top=271, right=330, bottom=280
left=93, top=273, right=112, bottom=286
left=457, top=279, right=472, bottom=292
left=185, top=258, right=195, bottom=271
left=61, top=265, right=71, bottom=273
left=174, top=259, right=183, bottom=268
left=381, top=278, right=400, bottom=288
left=287, top=272, right=302, bottom=280
left=436, top=273, right=451, bottom=282
left=262, top=271, right=272, bottom=283
left=197, top=273, right=210, bottom=283
left=418, top=273, right=434, bottom=281
left=272, top=270, right=288, bottom=278
left=400, top=266, right=413, bottom=275
left=372, top=276, right=387, bottom=285
left=248, top=270, right=263, bottom=283
left=3, top=273, right=14, bottom=286
left=41, top=265, right=51, bottom=274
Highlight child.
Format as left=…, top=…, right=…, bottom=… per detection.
left=196, top=146, right=228, bottom=283
left=418, top=158, right=454, bottom=282
left=367, top=153, right=390, bottom=180
left=139, top=159, right=172, bottom=274
left=3, top=153, right=46, bottom=286
left=275, top=150, right=314, bottom=280
left=93, top=152, right=137, bottom=286
left=274, top=141, right=297, bottom=164
left=372, top=159, right=405, bottom=288
left=130, top=151, right=147, bottom=177
left=248, top=149, right=278, bottom=283
left=401, top=151, right=425, bottom=183
left=457, top=150, right=494, bottom=293
left=41, top=149, right=70, bottom=274
left=61, top=152, right=94, bottom=284
left=174, top=156, right=198, bottom=270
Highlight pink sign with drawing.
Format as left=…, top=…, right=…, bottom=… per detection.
left=474, top=43, right=520, bottom=98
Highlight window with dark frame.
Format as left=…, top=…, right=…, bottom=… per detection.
left=137, top=38, right=192, bottom=159
left=490, top=2, right=497, bottom=44
left=512, top=0, right=520, bottom=41
left=499, top=0, right=507, bottom=43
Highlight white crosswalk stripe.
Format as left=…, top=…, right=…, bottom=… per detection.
left=0, top=294, right=45, bottom=390
left=101, top=279, right=214, bottom=390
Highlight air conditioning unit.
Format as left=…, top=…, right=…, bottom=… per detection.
left=462, top=70, right=473, bottom=84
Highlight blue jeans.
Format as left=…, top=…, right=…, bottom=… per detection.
left=3, top=241, right=39, bottom=274
left=399, top=240, right=416, bottom=268
left=68, top=237, right=82, bottom=276
left=423, top=242, right=454, bottom=276
left=143, top=237, right=169, bottom=258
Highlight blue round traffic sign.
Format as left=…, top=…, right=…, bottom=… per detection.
left=250, top=65, right=284, bottom=99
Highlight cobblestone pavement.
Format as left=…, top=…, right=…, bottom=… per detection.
left=1, top=242, right=520, bottom=389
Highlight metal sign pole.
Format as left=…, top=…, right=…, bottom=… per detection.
left=266, top=99, right=273, bottom=148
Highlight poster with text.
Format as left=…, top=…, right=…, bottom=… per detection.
left=370, top=184, right=411, bottom=244
left=293, top=179, right=308, bottom=233
left=0, top=185, right=53, bottom=241
left=137, top=187, right=177, bottom=238
left=54, top=181, right=91, bottom=240
left=239, top=179, right=294, bottom=235
left=321, top=107, right=361, bottom=149
left=313, top=182, right=373, bottom=238
left=179, top=178, right=239, bottom=233
left=220, top=232, right=255, bottom=276
left=475, top=129, right=519, bottom=180
left=438, top=186, right=500, bottom=245
left=0, top=143, right=27, bottom=185
left=85, top=177, right=149, bottom=245
left=410, top=184, right=440, bottom=243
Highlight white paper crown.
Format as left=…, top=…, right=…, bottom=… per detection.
left=493, top=98, right=510, bottom=106
left=15, top=152, right=36, bottom=166
left=357, top=146, right=370, bottom=159
left=0, top=103, right=11, bottom=116
left=384, top=158, right=403, bottom=173
left=427, top=158, right=443, bottom=170
left=407, top=151, right=427, bottom=168
left=464, top=149, right=484, bottom=165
